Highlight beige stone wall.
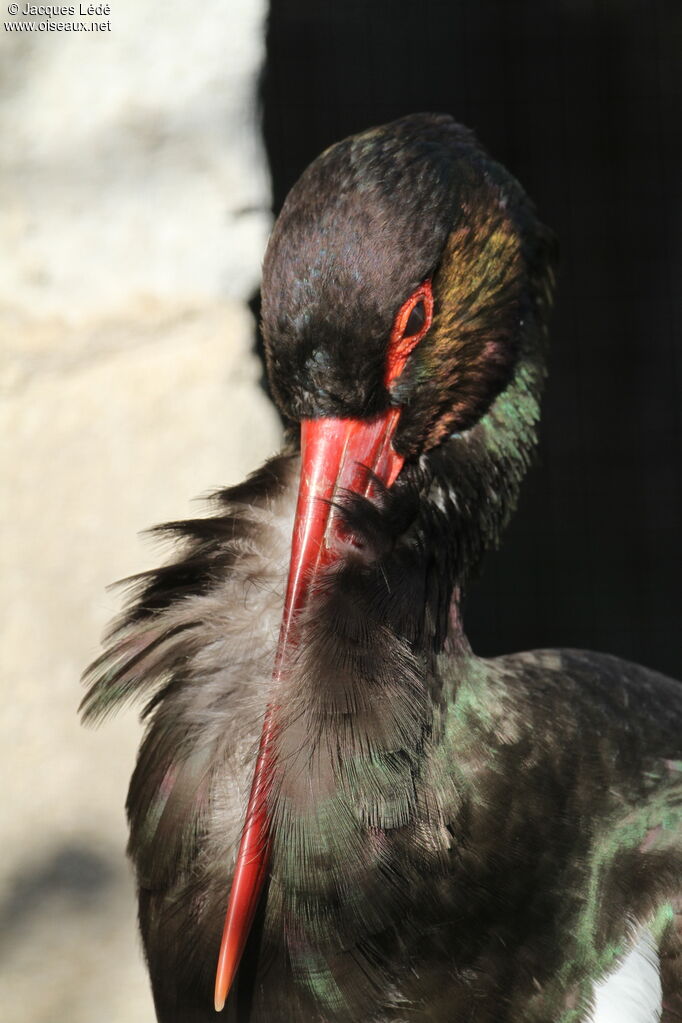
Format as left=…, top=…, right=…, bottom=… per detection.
left=0, top=4, right=282, bottom=1019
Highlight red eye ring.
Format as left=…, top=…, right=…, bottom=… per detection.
left=384, top=279, right=433, bottom=386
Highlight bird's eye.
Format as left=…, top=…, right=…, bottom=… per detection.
left=385, top=280, right=434, bottom=386
left=404, top=300, right=426, bottom=338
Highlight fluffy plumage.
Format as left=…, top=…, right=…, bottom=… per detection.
left=82, top=114, right=682, bottom=1022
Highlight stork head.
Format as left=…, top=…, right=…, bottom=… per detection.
left=262, top=112, right=554, bottom=458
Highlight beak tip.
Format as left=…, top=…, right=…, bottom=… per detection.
left=214, top=948, right=235, bottom=1013
left=214, top=973, right=229, bottom=1013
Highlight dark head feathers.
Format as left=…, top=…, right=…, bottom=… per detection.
left=262, top=114, right=475, bottom=422
left=261, top=112, right=556, bottom=459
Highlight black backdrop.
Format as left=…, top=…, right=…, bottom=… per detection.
left=257, top=0, right=681, bottom=678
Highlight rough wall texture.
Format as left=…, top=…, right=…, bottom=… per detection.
left=0, top=4, right=281, bottom=1019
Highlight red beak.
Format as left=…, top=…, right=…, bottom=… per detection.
left=213, top=407, right=405, bottom=1011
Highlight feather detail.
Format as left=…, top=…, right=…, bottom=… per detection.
left=81, top=454, right=297, bottom=725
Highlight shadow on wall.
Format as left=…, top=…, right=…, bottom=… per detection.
left=0, top=844, right=116, bottom=942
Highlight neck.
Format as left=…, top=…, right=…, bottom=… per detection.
left=265, top=339, right=546, bottom=976
left=269, top=339, right=545, bottom=790
left=396, top=339, right=545, bottom=661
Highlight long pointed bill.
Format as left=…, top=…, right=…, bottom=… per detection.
left=213, top=407, right=405, bottom=1011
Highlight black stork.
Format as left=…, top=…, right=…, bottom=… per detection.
left=82, top=113, right=682, bottom=1022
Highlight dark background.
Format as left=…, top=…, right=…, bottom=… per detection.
left=258, top=0, right=681, bottom=678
